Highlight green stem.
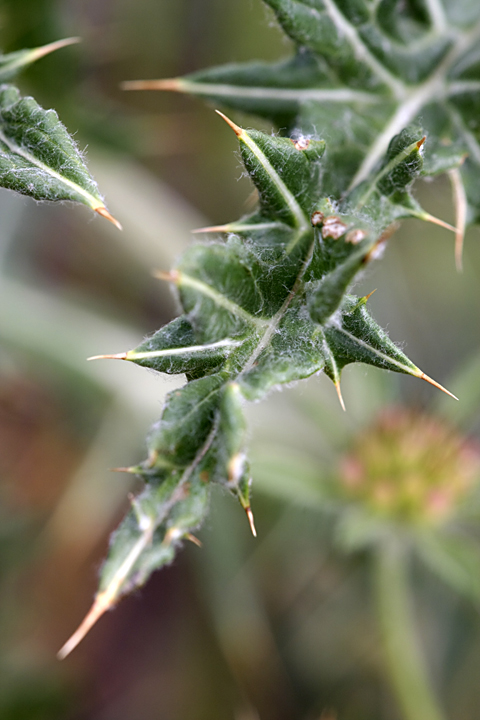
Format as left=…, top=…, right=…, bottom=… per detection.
left=374, top=540, right=447, bottom=720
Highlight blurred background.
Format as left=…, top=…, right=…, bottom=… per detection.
left=1, top=1, right=480, bottom=718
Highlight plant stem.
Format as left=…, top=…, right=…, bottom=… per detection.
left=374, top=539, right=447, bottom=720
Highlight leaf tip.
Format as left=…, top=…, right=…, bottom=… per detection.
left=121, top=78, right=182, bottom=92
left=95, top=206, right=122, bottom=231
left=244, top=506, right=257, bottom=537
left=32, top=37, right=81, bottom=61
left=417, top=211, right=457, bottom=234
left=416, top=136, right=426, bottom=150
left=334, top=381, right=346, bottom=412
left=417, top=371, right=458, bottom=401
left=353, top=289, right=377, bottom=311
left=185, top=533, right=203, bottom=548
left=87, top=352, right=127, bottom=361
left=57, top=591, right=112, bottom=660
left=153, top=269, right=180, bottom=284
left=215, top=110, right=243, bottom=137
left=192, top=224, right=230, bottom=234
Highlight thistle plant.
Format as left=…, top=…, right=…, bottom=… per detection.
left=55, top=0, right=480, bottom=656
left=2, top=2, right=480, bottom=672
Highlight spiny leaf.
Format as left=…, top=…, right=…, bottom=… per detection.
left=0, top=84, right=120, bottom=227
left=128, top=0, right=480, bottom=252
left=62, top=117, right=457, bottom=655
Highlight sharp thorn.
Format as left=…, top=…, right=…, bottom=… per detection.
left=192, top=224, right=231, bottom=234
left=111, top=466, right=137, bottom=473
left=416, top=136, right=426, bottom=149
left=95, top=207, right=122, bottom=230
left=152, top=269, right=180, bottom=283
left=186, top=533, right=202, bottom=548
left=31, top=37, right=81, bottom=60
left=245, top=506, right=257, bottom=537
left=449, top=168, right=467, bottom=273
left=215, top=110, right=243, bottom=137
left=334, top=381, right=346, bottom=412
left=57, top=591, right=113, bottom=659
left=455, top=232, right=465, bottom=273
left=121, top=78, right=182, bottom=92
left=87, top=352, right=127, bottom=361
left=364, top=289, right=377, bottom=303
left=421, top=213, right=457, bottom=234
left=418, top=372, right=458, bottom=401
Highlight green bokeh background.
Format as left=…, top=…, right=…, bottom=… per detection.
left=1, top=1, right=480, bottom=719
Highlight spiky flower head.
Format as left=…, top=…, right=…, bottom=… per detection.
left=339, top=409, right=480, bottom=526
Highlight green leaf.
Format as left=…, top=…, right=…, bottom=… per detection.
left=59, top=120, right=458, bottom=658
left=0, top=84, right=120, bottom=226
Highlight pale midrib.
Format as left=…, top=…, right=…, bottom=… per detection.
left=103, top=420, right=218, bottom=598
left=424, top=0, right=448, bottom=34
left=239, top=239, right=315, bottom=376
left=348, top=82, right=439, bottom=190
left=0, top=53, right=46, bottom=79
left=332, top=324, right=416, bottom=375
left=354, top=139, right=421, bottom=209
left=0, top=128, right=101, bottom=209
left=448, top=80, right=480, bottom=95
left=225, top=221, right=281, bottom=232
left=0, top=57, right=30, bottom=78
left=177, top=384, right=224, bottom=428
left=447, top=104, right=480, bottom=164
left=130, top=338, right=242, bottom=360
left=321, top=0, right=405, bottom=98
left=182, top=80, right=383, bottom=104
left=179, top=272, right=268, bottom=327
left=241, top=131, right=309, bottom=233
left=323, top=338, right=341, bottom=381
left=348, top=19, right=480, bottom=190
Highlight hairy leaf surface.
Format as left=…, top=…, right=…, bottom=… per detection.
left=61, top=115, right=455, bottom=658
left=61, top=0, right=467, bottom=654
left=0, top=39, right=119, bottom=225
left=129, top=0, right=480, bottom=228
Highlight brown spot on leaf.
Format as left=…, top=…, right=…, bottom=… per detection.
left=345, top=228, right=367, bottom=244
left=292, top=136, right=310, bottom=150
left=311, top=210, right=324, bottom=226
left=322, top=216, right=347, bottom=239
